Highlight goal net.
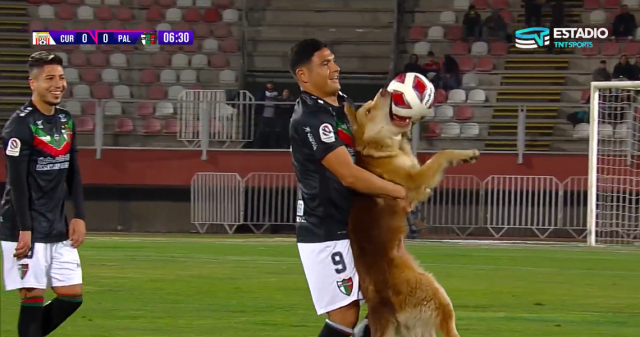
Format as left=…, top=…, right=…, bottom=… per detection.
left=588, top=80, right=640, bottom=245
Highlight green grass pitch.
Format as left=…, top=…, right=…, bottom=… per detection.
left=1, top=235, right=639, bottom=336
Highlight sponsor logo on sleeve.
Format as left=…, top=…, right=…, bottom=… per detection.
left=319, top=123, right=335, bottom=143
left=5, top=138, right=21, bottom=156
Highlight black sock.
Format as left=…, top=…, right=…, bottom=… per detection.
left=18, top=296, right=44, bottom=337
left=41, top=294, right=83, bottom=336
left=318, top=320, right=353, bottom=337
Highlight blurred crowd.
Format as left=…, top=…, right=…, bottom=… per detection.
left=251, top=82, right=297, bottom=149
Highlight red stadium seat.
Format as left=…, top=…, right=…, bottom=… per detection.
left=151, top=53, right=170, bottom=68
left=107, top=21, right=124, bottom=30
left=603, top=0, right=621, bottom=9
left=164, top=118, right=179, bottom=134
left=424, top=122, right=440, bottom=138
left=66, top=0, right=82, bottom=5
left=69, top=51, right=87, bottom=67
left=89, top=52, right=107, bottom=67
left=490, top=41, right=508, bottom=56
left=119, top=45, right=135, bottom=52
left=29, top=20, right=45, bottom=32
left=213, top=23, right=232, bottom=39
left=408, top=26, right=426, bottom=41
left=499, top=10, right=513, bottom=24
left=220, top=38, right=239, bottom=53
left=137, top=22, right=154, bottom=31
left=162, top=45, right=181, bottom=52
left=581, top=43, right=599, bottom=56
left=583, top=0, right=599, bottom=9
left=147, top=85, right=167, bottom=100
left=623, top=42, right=640, bottom=56
left=182, top=39, right=200, bottom=53
left=450, top=41, right=468, bottom=55
left=209, top=55, right=229, bottom=68
left=145, top=7, right=164, bottom=21
left=75, top=117, right=94, bottom=133
left=157, top=0, right=176, bottom=8
left=143, top=118, right=162, bottom=134
left=91, top=84, right=111, bottom=99
left=136, top=102, right=155, bottom=117
left=215, top=0, right=233, bottom=9
left=491, top=0, right=509, bottom=9
left=602, top=42, right=620, bottom=56
left=48, top=20, right=65, bottom=30
left=99, top=45, right=116, bottom=53
left=184, top=8, right=202, bottom=22
left=96, top=6, right=113, bottom=21
left=115, top=7, right=133, bottom=21
left=193, top=23, right=211, bottom=38
left=445, top=26, right=462, bottom=41
left=457, top=57, right=474, bottom=72
left=47, top=0, right=62, bottom=4
left=137, top=0, right=154, bottom=8
left=82, top=101, right=96, bottom=115
left=475, top=57, right=494, bottom=71
left=454, top=105, right=473, bottom=120
left=115, top=118, right=134, bottom=134
left=80, top=69, right=99, bottom=83
left=140, top=69, right=159, bottom=84
left=204, top=9, right=221, bottom=23
left=435, top=89, right=447, bottom=104
left=173, top=22, right=190, bottom=31
left=580, top=89, right=590, bottom=104
left=471, top=0, right=489, bottom=9
left=56, top=5, right=75, bottom=20
left=28, top=0, right=42, bottom=4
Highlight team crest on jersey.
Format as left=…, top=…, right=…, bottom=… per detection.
left=337, top=277, right=353, bottom=296
left=319, top=123, right=335, bottom=143
left=18, top=264, right=29, bottom=279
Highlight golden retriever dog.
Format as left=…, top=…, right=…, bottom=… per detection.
left=345, top=89, right=479, bottom=337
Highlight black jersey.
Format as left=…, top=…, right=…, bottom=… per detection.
left=290, top=91, right=356, bottom=243
left=0, top=101, right=85, bottom=243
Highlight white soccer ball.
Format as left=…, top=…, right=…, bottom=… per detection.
left=387, top=72, right=435, bottom=120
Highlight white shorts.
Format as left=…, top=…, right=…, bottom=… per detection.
left=298, top=239, right=363, bottom=315
left=1, top=240, right=83, bottom=291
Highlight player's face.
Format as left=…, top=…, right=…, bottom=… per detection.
left=308, top=48, right=340, bottom=96
left=30, top=64, right=66, bottom=106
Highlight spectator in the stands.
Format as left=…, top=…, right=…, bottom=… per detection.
left=440, top=55, right=461, bottom=90
left=523, top=0, right=543, bottom=27
left=254, top=81, right=280, bottom=149
left=632, top=56, right=640, bottom=80
left=613, top=5, right=637, bottom=40
left=462, top=5, right=482, bottom=41
left=276, top=89, right=296, bottom=148
left=613, top=55, right=635, bottom=80
left=422, top=51, right=441, bottom=89
left=592, top=60, right=612, bottom=82
left=483, top=9, right=507, bottom=40
left=403, top=54, right=425, bottom=74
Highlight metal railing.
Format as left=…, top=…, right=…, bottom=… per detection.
left=188, top=172, right=640, bottom=242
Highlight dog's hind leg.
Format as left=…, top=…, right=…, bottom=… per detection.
left=438, top=304, right=460, bottom=337
left=367, top=311, right=396, bottom=337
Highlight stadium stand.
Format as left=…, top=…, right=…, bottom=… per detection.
left=0, top=0, right=630, bottom=151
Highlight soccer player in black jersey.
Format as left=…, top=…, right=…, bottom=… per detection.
left=289, top=39, right=411, bottom=337
left=1, top=51, right=86, bottom=337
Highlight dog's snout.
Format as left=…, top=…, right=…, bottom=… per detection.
left=379, top=88, right=388, bottom=97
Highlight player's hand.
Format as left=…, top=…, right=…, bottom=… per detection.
left=14, top=231, right=32, bottom=259
left=69, top=219, right=86, bottom=249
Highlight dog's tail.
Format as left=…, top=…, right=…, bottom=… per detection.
left=438, top=305, right=460, bottom=337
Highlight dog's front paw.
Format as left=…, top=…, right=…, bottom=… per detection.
left=461, top=149, right=480, bottom=164
left=449, top=149, right=480, bottom=166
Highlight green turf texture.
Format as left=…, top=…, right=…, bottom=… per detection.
left=1, top=235, right=639, bottom=336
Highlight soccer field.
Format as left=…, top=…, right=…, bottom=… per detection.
left=1, top=235, right=639, bottom=337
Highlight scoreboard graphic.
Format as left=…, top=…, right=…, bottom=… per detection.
left=31, top=30, right=192, bottom=45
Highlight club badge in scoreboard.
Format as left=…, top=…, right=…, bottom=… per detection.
left=30, top=30, right=192, bottom=45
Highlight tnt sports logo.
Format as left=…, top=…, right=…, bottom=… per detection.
left=31, top=32, right=55, bottom=46
left=515, top=27, right=609, bottom=49
left=514, top=27, right=550, bottom=49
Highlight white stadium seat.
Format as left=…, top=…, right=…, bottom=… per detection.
left=427, top=26, right=445, bottom=41
left=222, top=9, right=239, bottom=23
left=413, top=42, right=431, bottom=56
left=623, top=0, right=640, bottom=8
left=38, top=5, right=55, bottom=19
left=155, top=101, right=174, bottom=116
left=589, top=10, right=606, bottom=25
left=470, top=41, right=488, bottom=56
left=462, top=73, right=479, bottom=88
left=85, top=0, right=101, bottom=5
left=55, top=52, right=68, bottom=66
left=614, top=123, right=629, bottom=139
left=165, top=8, right=182, bottom=22
left=190, top=54, right=208, bottom=68
left=467, top=89, right=486, bottom=103
left=103, top=100, right=123, bottom=115
left=441, top=122, right=461, bottom=137
left=167, top=85, right=185, bottom=100
left=65, top=100, right=82, bottom=115
left=453, top=0, right=470, bottom=9
left=77, top=6, right=94, bottom=20
left=72, top=85, right=90, bottom=99
left=101, top=68, right=119, bottom=83
left=461, top=123, right=480, bottom=137
left=573, top=123, right=590, bottom=138
left=80, top=44, right=96, bottom=51
left=104, top=0, right=120, bottom=5
left=439, top=11, right=456, bottom=24
left=176, top=0, right=193, bottom=7
left=447, top=89, right=466, bottom=103
left=600, top=123, right=614, bottom=138
left=160, top=69, right=177, bottom=84
left=202, top=39, right=219, bottom=52
left=109, top=53, right=127, bottom=68
left=156, top=23, right=172, bottom=31
left=64, top=68, right=79, bottom=83
left=435, top=105, right=454, bottom=120
left=219, top=69, right=237, bottom=83
left=171, top=53, right=189, bottom=68
left=112, top=85, right=131, bottom=99
left=179, top=69, right=197, bottom=84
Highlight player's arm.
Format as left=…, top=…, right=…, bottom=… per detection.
left=65, top=119, right=86, bottom=221
left=3, top=117, right=33, bottom=231
left=294, top=112, right=405, bottom=199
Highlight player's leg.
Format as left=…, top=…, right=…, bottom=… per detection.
left=298, top=239, right=363, bottom=336
left=1, top=241, right=48, bottom=337
left=43, top=240, right=83, bottom=336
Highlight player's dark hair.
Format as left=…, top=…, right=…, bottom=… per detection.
left=27, top=51, right=64, bottom=76
left=288, top=38, right=327, bottom=76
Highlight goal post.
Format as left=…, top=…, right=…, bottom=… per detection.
left=588, top=80, right=640, bottom=246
